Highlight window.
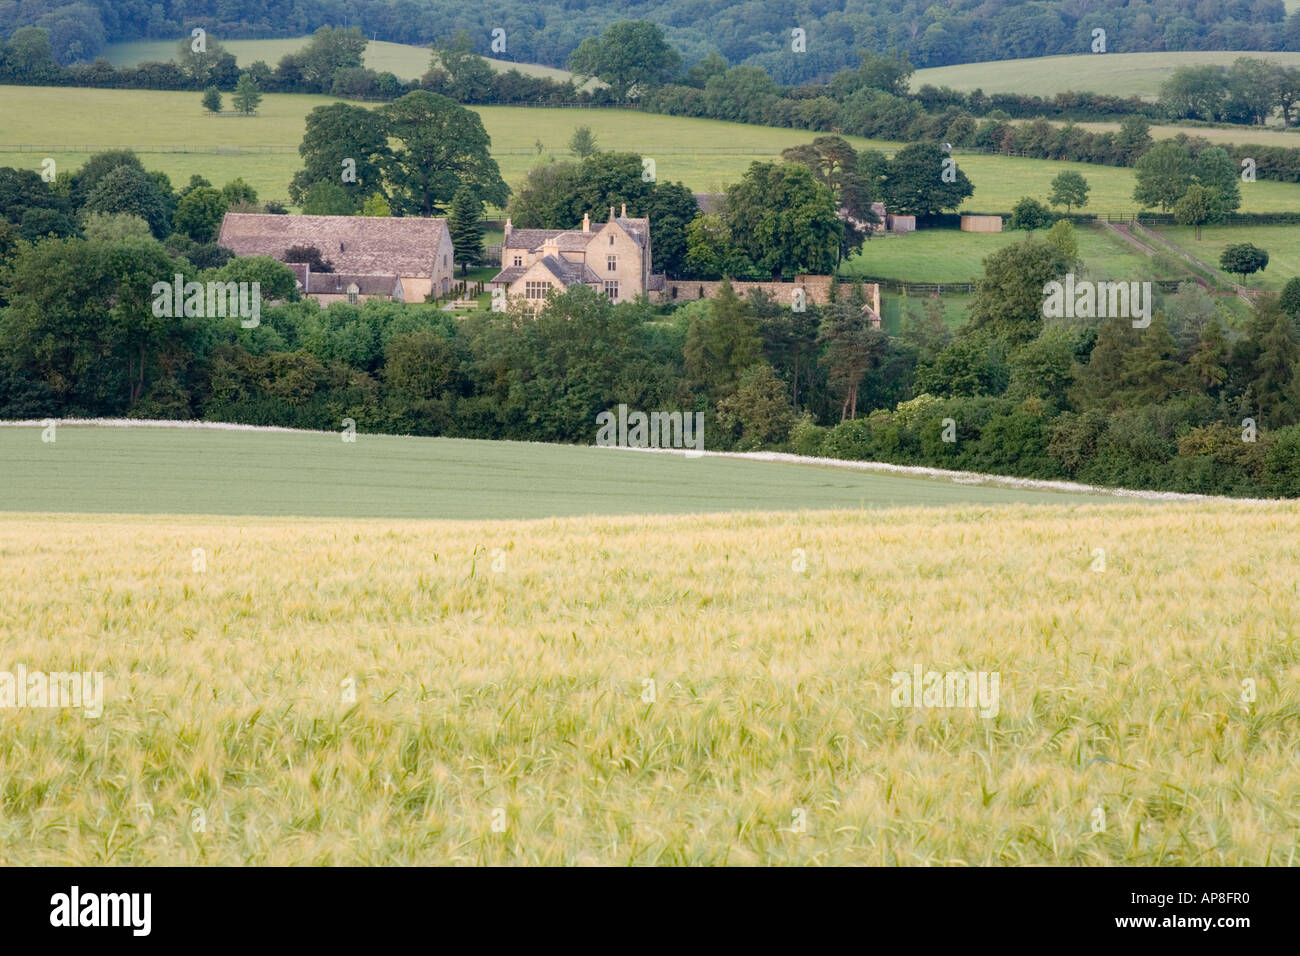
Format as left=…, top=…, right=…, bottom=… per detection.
left=347, top=292, right=358, bottom=305
left=513, top=256, right=522, bottom=267
left=443, top=255, right=447, bottom=267
left=525, top=281, right=549, bottom=300
left=609, top=235, right=614, bottom=246
left=607, top=255, right=617, bottom=272
left=604, top=280, right=619, bottom=300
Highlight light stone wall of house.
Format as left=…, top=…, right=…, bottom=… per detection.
left=589, top=221, right=645, bottom=303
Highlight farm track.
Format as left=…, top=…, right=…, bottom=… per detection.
left=1093, top=220, right=1263, bottom=302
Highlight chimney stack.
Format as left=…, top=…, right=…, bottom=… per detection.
left=582, top=212, right=590, bottom=232
left=504, top=217, right=512, bottom=240
left=621, top=203, right=627, bottom=217
left=609, top=206, right=615, bottom=220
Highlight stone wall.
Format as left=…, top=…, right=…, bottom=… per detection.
left=658, top=274, right=837, bottom=306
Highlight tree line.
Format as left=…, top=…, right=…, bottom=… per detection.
left=6, top=0, right=1300, bottom=80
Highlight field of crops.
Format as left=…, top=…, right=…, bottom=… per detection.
left=1, top=496, right=1296, bottom=865
left=0, top=425, right=1115, bottom=517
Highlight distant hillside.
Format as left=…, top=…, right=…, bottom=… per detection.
left=914, top=51, right=1300, bottom=101
left=6, top=0, right=1300, bottom=84
left=102, top=37, right=578, bottom=83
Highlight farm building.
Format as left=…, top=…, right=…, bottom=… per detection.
left=491, top=205, right=663, bottom=307
left=961, top=215, right=1003, bottom=233
left=216, top=213, right=456, bottom=305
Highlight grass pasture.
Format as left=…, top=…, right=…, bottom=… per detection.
left=843, top=221, right=1193, bottom=284
left=8, top=86, right=1300, bottom=214
left=1147, top=224, right=1300, bottom=291
left=0, top=500, right=1296, bottom=865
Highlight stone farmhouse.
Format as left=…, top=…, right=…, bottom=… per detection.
left=490, top=205, right=665, bottom=307
left=216, top=213, right=455, bottom=306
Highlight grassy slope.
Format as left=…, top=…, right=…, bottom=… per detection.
left=842, top=221, right=1191, bottom=284
left=913, top=51, right=1300, bottom=100
left=0, top=426, right=1114, bottom=519
left=9, top=86, right=1300, bottom=214
left=101, top=37, right=577, bottom=83
left=1, top=503, right=1296, bottom=864
left=1147, top=224, right=1300, bottom=291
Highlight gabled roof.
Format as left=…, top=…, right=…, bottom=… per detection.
left=503, top=228, right=562, bottom=251
left=217, top=213, right=448, bottom=278
left=535, top=255, right=600, bottom=285
left=504, top=215, right=651, bottom=251
left=613, top=216, right=649, bottom=248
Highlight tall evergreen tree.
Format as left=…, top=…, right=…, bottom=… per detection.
left=448, top=185, right=485, bottom=276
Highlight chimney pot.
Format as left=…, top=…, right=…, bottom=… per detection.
left=582, top=212, right=590, bottom=232
left=621, top=203, right=627, bottom=217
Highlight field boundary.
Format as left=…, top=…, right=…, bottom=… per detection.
left=605, top=445, right=1277, bottom=504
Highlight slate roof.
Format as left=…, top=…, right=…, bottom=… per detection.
left=536, top=255, right=601, bottom=285
left=217, top=213, right=448, bottom=277
left=503, top=216, right=650, bottom=252
left=502, top=228, right=561, bottom=251
left=491, top=266, right=528, bottom=284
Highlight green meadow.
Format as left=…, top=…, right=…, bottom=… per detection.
left=1146, top=224, right=1300, bottom=291
left=913, top=51, right=1300, bottom=100
left=843, top=221, right=1193, bottom=284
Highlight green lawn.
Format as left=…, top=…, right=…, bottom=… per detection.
left=0, top=426, right=1114, bottom=518
left=913, top=51, right=1300, bottom=100
left=841, top=222, right=1189, bottom=284
left=1146, top=224, right=1300, bottom=291
left=102, top=37, right=578, bottom=83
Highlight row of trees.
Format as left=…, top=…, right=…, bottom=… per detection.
left=1159, top=58, right=1300, bottom=126
left=5, top=220, right=1300, bottom=497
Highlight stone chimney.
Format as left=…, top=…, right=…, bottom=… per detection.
left=504, top=217, right=512, bottom=241
left=609, top=206, right=615, bottom=220
left=582, top=212, right=590, bottom=232
left=620, top=203, right=627, bottom=218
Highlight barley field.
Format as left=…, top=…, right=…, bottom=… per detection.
left=0, top=502, right=1297, bottom=865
